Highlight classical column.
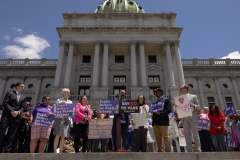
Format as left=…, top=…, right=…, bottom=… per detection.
left=33, top=76, right=43, bottom=106
left=0, top=76, right=8, bottom=102
left=54, top=40, right=66, bottom=87
left=20, top=76, right=26, bottom=84
left=230, top=76, right=240, bottom=107
left=101, top=42, right=109, bottom=87
left=139, top=41, right=148, bottom=87
left=92, top=42, right=100, bottom=87
left=165, top=41, right=175, bottom=87
left=214, top=77, right=225, bottom=109
left=64, top=41, right=74, bottom=88
left=131, top=41, right=137, bottom=87
left=173, top=40, right=185, bottom=85
left=197, top=76, right=206, bottom=107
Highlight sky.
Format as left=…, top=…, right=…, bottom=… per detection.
left=0, top=0, right=240, bottom=59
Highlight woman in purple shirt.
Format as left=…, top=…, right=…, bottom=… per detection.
left=29, top=95, right=55, bottom=153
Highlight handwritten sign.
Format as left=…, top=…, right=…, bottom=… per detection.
left=168, top=118, right=179, bottom=139
left=98, top=100, right=120, bottom=114
left=174, top=94, right=192, bottom=118
left=34, top=112, right=55, bottom=128
left=224, top=104, right=236, bottom=116
left=147, top=126, right=156, bottom=143
left=132, top=113, right=148, bottom=128
left=197, top=119, right=210, bottom=131
left=88, top=119, right=113, bottom=139
left=56, top=104, right=75, bottom=118
left=178, top=128, right=186, bottom=146
left=226, top=133, right=238, bottom=148
left=119, top=100, right=139, bottom=113
left=149, top=101, right=164, bottom=113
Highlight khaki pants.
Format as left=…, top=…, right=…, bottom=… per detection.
left=153, top=125, right=170, bottom=152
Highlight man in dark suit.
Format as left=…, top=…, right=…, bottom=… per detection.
left=0, top=82, right=26, bottom=153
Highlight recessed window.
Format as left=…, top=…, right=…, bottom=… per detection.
left=205, top=84, right=211, bottom=89
left=26, top=97, right=32, bottom=103
left=78, top=87, right=90, bottom=96
left=188, top=84, right=194, bottom=88
left=115, top=55, right=124, bottom=63
left=45, top=84, right=51, bottom=89
left=129, top=1, right=134, bottom=5
left=207, top=97, right=215, bottom=106
left=28, top=84, right=34, bottom=89
left=223, top=84, right=228, bottom=89
left=79, top=76, right=91, bottom=83
left=148, top=55, right=157, bottom=63
left=10, top=84, right=15, bottom=89
left=82, top=55, right=91, bottom=63
left=113, top=76, right=126, bottom=83
left=225, top=97, right=233, bottom=106
left=148, top=76, right=160, bottom=83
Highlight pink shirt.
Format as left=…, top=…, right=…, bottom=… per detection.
left=233, top=123, right=239, bottom=143
left=74, top=103, right=92, bottom=123
left=200, top=113, right=209, bottom=120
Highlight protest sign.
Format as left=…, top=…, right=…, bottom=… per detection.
left=178, top=128, right=186, bottom=146
left=88, top=118, right=113, bottom=139
left=197, top=119, right=210, bottom=131
left=149, top=100, right=164, bottom=113
left=98, top=100, right=120, bottom=114
left=119, top=100, right=139, bottom=113
left=56, top=104, right=75, bottom=118
left=226, top=133, right=238, bottom=148
left=147, top=126, right=156, bottom=143
left=168, top=118, right=179, bottom=139
left=174, top=94, right=192, bottom=118
left=224, top=104, right=236, bottom=116
left=132, top=113, right=148, bottom=128
left=34, top=112, right=55, bottom=128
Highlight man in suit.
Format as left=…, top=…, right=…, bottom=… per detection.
left=0, top=82, right=26, bottom=153
left=152, top=88, right=172, bottom=152
left=179, top=84, right=201, bottom=152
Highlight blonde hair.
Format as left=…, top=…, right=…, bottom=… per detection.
left=62, top=88, right=70, bottom=96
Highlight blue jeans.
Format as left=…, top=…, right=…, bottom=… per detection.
left=211, top=134, right=227, bottom=152
left=127, top=132, right=134, bottom=152
left=94, top=139, right=106, bottom=152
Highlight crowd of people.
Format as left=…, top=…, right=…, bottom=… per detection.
left=0, top=82, right=240, bottom=153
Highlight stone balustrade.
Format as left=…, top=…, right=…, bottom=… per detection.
left=0, top=58, right=58, bottom=66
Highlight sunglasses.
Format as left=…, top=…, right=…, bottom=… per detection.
left=45, top=98, right=50, bottom=101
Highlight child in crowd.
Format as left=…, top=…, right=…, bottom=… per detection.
left=127, top=120, right=134, bottom=152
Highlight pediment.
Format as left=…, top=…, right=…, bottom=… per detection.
left=221, top=89, right=234, bottom=94
left=23, top=90, right=36, bottom=94
left=204, top=89, right=216, bottom=94
left=110, top=64, right=129, bottom=71
left=147, top=64, right=163, bottom=71
left=76, top=64, right=93, bottom=71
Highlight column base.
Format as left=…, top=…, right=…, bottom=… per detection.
left=130, top=87, right=150, bottom=100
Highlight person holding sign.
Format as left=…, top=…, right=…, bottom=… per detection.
left=208, top=104, right=227, bottom=151
left=73, top=95, right=92, bottom=153
left=176, top=85, right=201, bottom=152
left=152, top=88, right=171, bottom=152
left=29, top=95, right=55, bottom=153
left=53, top=88, right=73, bottom=153
left=131, top=95, right=149, bottom=152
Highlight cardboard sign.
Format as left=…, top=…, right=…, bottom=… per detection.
left=149, top=100, right=164, bottom=113
left=88, top=119, right=113, bottom=139
left=56, top=104, right=75, bottom=118
left=224, top=104, right=236, bottom=116
left=197, top=119, right=210, bottom=131
left=98, top=100, right=120, bottom=114
left=119, top=100, right=139, bottom=113
left=174, top=94, right=192, bottom=118
left=132, top=113, right=148, bottom=128
left=147, top=126, right=156, bottom=143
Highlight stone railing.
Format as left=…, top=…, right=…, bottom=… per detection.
left=108, top=95, right=131, bottom=100
left=0, top=58, right=57, bottom=66
left=69, top=95, right=90, bottom=101
left=182, top=58, right=240, bottom=66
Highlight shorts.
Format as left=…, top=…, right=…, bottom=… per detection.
left=31, top=124, right=52, bottom=140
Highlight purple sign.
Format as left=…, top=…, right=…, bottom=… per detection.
left=56, top=104, right=76, bottom=118
left=169, top=112, right=175, bottom=119
left=226, top=133, right=238, bottom=148
left=149, top=101, right=164, bottom=113
left=34, top=112, right=55, bottom=128
left=98, top=100, right=120, bottom=114
left=197, top=119, right=210, bottom=131
left=224, top=104, right=236, bottom=116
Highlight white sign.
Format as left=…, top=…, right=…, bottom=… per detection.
left=89, top=119, right=113, bottom=139
left=147, top=126, right=156, bottom=143
left=178, top=128, right=186, bottom=146
left=174, top=94, right=192, bottom=118
left=168, top=118, right=179, bottom=139
left=132, top=113, right=148, bottom=128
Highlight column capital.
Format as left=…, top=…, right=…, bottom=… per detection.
left=139, top=41, right=144, bottom=46
left=213, top=76, right=219, bottom=80
left=164, top=40, right=171, bottom=46
left=173, top=40, right=180, bottom=47
left=68, top=41, right=75, bottom=46
left=94, top=41, right=100, bottom=46
left=59, top=40, right=66, bottom=46
left=2, top=75, right=8, bottom=81
left=230, top=75, right=236, bottom=81
left=103, top=41, right=109, bottom=46
left=38, top=76, right=43, bottom=81
left=130, top=41, right=137, bottom=46
left=196, top=76, right=202, bottom=80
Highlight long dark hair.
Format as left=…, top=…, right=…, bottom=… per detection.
left=138, top=94, right=146, bottom=105
left=79, top=95, right=88, bottom=104
left=209, top=104, right=220, bottom=116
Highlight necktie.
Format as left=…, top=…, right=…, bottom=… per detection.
left=17, top=94, right=21, bottom=102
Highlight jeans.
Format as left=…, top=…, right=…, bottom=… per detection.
left=127, top=132, right=134, bottom=152
left=199, top=130, right=212, bottom=152
left=94, top=139, right=106, bottom=152
left=211, top=134, right=227, bottom=152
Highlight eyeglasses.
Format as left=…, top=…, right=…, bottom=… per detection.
left=44, top=98, right=50, bottom=101
left=121, top=92, right=126, bottom=94
left=26, top=104, right=30, bottom=106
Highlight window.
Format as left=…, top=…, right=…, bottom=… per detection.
left=26, top=97, right=32, bottom=103
left=149, top=87, right=160, bottom=101
left=112, top=87, right=126, bottom=100
left=82, top=55, right=91, bottom=63
left=223, top=84, right=228, bottom=89
left=148, top=76, right=160, bottom=83
left=225, top=97, right=233, bottom=106
left=188, top=84, right=194, bottom=88
left=148, top=55, right=157, bottom=63
left=45, top=84, right=51, bottom=89
left=78, top=87, right=90, bottom=96
left=113, top=76, right=126, bottom=83
left=205, top=84, right=211, bottom=89
left=207, top=97, right=215, bottom=106
left=79, top=76, right=91, bottom=83
left=10, top=84, right=15, bottom=89
left=115, top=55, right=124, bottom=63
left=28, top=84, right=34, bottom=89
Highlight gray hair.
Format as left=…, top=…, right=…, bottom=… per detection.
left=62, top=88, right=70, bottom=95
